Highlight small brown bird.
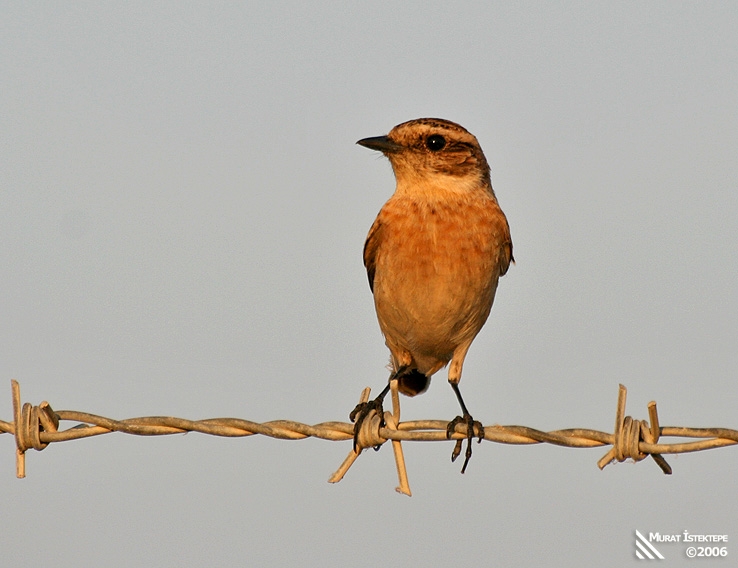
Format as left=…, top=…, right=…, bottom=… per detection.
left=351, top=118, right=513, bottom=473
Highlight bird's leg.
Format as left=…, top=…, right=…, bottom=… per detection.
left=349, top=366, right=408, bottom=452
left=446, top=382, right=485, bottom=474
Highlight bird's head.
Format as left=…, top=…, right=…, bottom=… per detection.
left=357, top=118, right=492, bottom=196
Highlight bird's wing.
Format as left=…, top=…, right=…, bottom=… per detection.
left=499, top=238, right=514, bottom=276
left=363, top=216, right=383, bottom=293
left=497, top=212, right=514, bottom=277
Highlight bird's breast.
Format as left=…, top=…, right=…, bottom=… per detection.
left=370, top=192, right=509, bottom=361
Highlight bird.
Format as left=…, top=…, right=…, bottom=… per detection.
left=350, top=118, right=513, bottom=473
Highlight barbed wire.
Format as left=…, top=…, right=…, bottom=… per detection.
left=2, top=380, right=737, bottom=495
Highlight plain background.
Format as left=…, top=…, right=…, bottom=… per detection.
left=2, top=2, right=737, bottom=566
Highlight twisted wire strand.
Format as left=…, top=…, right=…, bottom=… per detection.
left=3, top=381, right=737, bottom=489
left=4, top=415, right=734, bottom=452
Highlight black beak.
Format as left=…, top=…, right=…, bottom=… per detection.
left=356, top=135, right=403, bottom=154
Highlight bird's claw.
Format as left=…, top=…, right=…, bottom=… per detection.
left=446, top=413, right=484, bottom=474
left=350, top=398, right=386, bottom=452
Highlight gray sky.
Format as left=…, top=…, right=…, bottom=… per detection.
left=2, top=2, right=737, bottom=566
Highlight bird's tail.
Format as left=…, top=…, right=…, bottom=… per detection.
left=397, top=369, right=430, bottom=397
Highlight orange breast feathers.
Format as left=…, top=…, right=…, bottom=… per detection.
left=363, top=190, right=512, bottom=375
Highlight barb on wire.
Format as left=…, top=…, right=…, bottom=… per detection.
left=2, top=380, right=737, bottom=493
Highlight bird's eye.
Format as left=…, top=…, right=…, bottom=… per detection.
left=426, top=134, right=446, bottom=152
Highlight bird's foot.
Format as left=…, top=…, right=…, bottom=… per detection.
left=446, top=413, right=485, bottom=474
left=350, top=397, right=386, bottom=453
